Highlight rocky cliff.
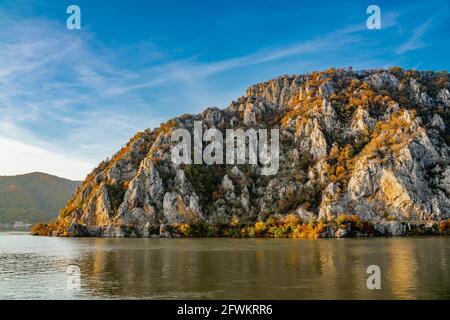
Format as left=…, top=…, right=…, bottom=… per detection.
left=33, top=68, right=450, bottom=237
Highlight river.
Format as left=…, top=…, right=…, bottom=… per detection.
left=0, top=232, right=448, bottom=299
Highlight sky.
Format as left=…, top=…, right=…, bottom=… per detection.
left=0, top=0, right=449, bottom=180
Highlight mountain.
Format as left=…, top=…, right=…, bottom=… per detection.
left=33, top=68, right=450, bottom=237
left=0, top=172, right=80, bottom=225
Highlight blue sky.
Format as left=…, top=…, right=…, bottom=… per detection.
left=0, top=0, right=449, bottom=180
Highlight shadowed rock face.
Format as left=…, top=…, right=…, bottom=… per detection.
left=40, top=68, right=450, bottom=237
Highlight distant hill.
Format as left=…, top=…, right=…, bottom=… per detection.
left=0, top=172, right=80, bottom=224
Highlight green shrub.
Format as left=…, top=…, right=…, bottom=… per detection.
left=106, top=182, right=126, bottom=213
left=247, top=226, right=256, bottom=238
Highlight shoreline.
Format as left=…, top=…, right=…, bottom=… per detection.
left=31, top=215, right=450, bottom=238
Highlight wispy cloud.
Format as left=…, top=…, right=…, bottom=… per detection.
left=0, top=13, right=167, bottom=179
left=0, top=6, right=413, bottom=180
left=395, top=18, right=433, bottom=54
left=114, top=13, right=401, bottom=94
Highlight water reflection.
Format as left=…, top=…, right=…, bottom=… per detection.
left=386, top=239, right=418, bottom=299
left=0, top=233, right=449, bottom=299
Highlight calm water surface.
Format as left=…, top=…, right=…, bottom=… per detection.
left=0, top=232, right=448, bottom=299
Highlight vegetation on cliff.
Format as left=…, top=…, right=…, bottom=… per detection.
left=33, top=68, right=450, bottom=237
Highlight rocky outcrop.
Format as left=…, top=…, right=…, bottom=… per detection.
left=34, top=68, right=450, bottom=237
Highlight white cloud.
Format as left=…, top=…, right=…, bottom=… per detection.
left=0, top=13, right=165, bottom=179
left=0, top=136, right=93, bottom=181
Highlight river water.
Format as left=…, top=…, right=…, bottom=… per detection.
left=0, top=232, right=448, bottom=299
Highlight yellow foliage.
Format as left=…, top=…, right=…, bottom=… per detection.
left=292, top=224, right=303, bottom=239
left=230, top=215, right=240, bottom=227
left=361, top=110, right=417, bottom=159
left=336, top=213, right=350, bottom=225
left=159, top=119, right=176, bottom=135
left=291, top=220, right=326, bottom=239
left=438, top=220, right=448, bottom=232
left=266, top=217, right=276, bottom=226
left=179, top=223, right=191, bottom=236
left=350, top=79, right=361, bottom=89
left=31, top=223, right=47, bottom=235
left=281, top=213, right=299, bottom=227
left=255, top=221, right=266, bottom=235
left=212, top=191, right=220, bottom=201
left=335, top=165, right=346, bottom=177
left=329, top=144, right=340, bottom=158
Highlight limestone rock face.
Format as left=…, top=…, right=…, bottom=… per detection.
left=48, top=68, right=450, bottom=236
left=368, top=72, right=399, bottom=90
left=373, top=221, right=407, bottom=236
left=297, top=118, right=328, bottom=160
left=351, top=107, right=375, bottom=134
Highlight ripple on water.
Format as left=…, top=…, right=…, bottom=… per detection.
left=0, top=233, right=449, bottom=299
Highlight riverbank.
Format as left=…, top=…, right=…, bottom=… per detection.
left=31, top=214, right=450, bottom=238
